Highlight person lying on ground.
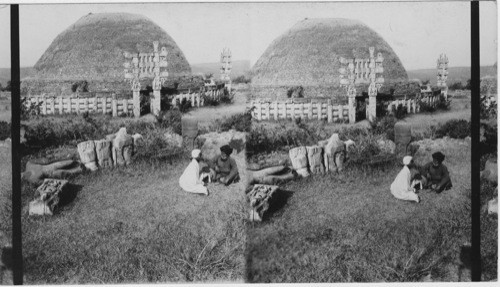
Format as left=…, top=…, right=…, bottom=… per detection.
left=390, top=156, right=420, bottom=203
left=421, top=151, right=452, bottom=193
left=179, top=149, right=209, bottom=196
left=209, top=144, right=240, bottom=185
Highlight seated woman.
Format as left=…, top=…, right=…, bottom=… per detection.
left=179, top=149, right=209, bottom=196
left=210, top=145, right=240, bottom=185
left=390, top=156, right=420, bottom=203
left=421, top=151, right=452, bottom=193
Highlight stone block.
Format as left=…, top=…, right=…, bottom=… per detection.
left=29, top=199, right=53, bottom=216
left=77, top=140, right=98, bottom=171
left=95, top=140, right=113, bottom=168
left=289, top=146, right=309, bottom=177
left=306, top=145, right=325, bottom=174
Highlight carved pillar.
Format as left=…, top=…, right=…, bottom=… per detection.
left=367, top=83, right=377, bottom=122
left=437, top=54, right=449, bottom=101
left=132, top=78, right=141, bottom=118
left=348, top=85, right=356, bottom=124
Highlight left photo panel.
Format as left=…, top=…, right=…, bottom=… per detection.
left=6, top=3, right=250, bottom=283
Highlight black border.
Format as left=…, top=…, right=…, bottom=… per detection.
left=10, top=3, right=23, bottom=285
left=470, top=0, right=481, bottom=282
left=7, top=1, right=488, bottom=284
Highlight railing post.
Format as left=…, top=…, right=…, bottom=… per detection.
left=123, top=98, right=128, bottom=116
left=274, top=101, right=279, bottom=120
left=112, top=94, right=118, bottom=117
left=317, top=102, right=322, bottom=120
left=327, top=99, right=333, bottom=123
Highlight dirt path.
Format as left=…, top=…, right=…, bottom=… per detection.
left=183, top=86, right=249, bottom=125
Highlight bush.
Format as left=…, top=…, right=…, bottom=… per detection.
left=448, top=81, right=465, bottom=90
left=232, top=75, right=251, bottom=84
left=371, top=115, right=397, bottom=141
left=394, top=103, right=407, bottom=119
left=214, top=109, right=252, bottom=133
left=176, top=98, right=192, bottom=113
left=286, top=86, right=304, bottom=98
left=220, top=89, right=234, bottom=104
left=435, top=119, right=470, bottom=139
left=419, top=100, right=436, bottom=113
left=155, top=109, right=182, bottom=135
left=21, top=97, right=42, bottom=120
left=480, top=95, right=497, bottom=119
left=480, top=121, right=497, bottom=155
left=436, top=94, right=451, bottom=111
left=0, top=121, right=10, bottom=140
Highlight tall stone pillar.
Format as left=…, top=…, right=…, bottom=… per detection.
left=367, top=83, right=377, bottom=122
left=347, top=85, right=356, bottom=124
left=437, top=54, right=449, bottom=101
left=151, top=76, right=162, bottom=116
left=132, top=79, right=141, bottom=117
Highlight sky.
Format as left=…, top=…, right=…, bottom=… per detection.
left=0, top=1, right=497, bottom=71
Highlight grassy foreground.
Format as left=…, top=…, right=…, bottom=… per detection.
left=21, top=155, right=246, bottom=283
left=247, top=137, right=471, bottom=282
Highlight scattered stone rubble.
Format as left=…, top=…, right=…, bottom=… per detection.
left=28, top=179, right=68, bottom=216
left=481, top=158, right=498, bottom=215
left=289, top=133, right=354, bottom=177
left=77, top=127, right=142, bottom=171
left=247, top=184, right=279, bottom=222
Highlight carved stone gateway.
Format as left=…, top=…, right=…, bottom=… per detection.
left=220, top=47, right=232, bottom=92
left=437, top=53, right=449, bottom=100
left=339, top=47, right=384, bottom=123
left=124, top=41, right=169, bottom=117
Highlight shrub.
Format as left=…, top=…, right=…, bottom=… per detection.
left=0, top=121, right=10, bottom=140
left=418, top=100, right=436, bottom=113
left=155, top=109, right=182, bottom=135
left=448, top=81, right=465, bottom=90
left=480, top=121, right=497, bottom=155
left=21, top=97, right=42, bottom=120
left=202, top=94, right=220, bottom=106
left=216, top=109, right=252, bottom=133
left=176, top=98, right=192, bottom=113
left=435, top=119, right=470, bottom=139
left=394, top=103, right=407, bottom=119
left=436, top=94, right=451, bottom=111
left=286, top=86, right=304, bottom=98
left=232, top=75, right=251, bottom=84
left=219, top=89, right=234, bottom=104
left=371, top=115, right=397, bottom=141
left=480, top=95, right=497, bottom=119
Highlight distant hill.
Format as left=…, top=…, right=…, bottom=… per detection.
left=0, top=67, right=36, bottom=86
left=407, top=65, right=497, bottom=85
left=191, top=60, right=250, bottom=77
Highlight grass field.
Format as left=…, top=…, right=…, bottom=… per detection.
left=246, top=137, right=471, bottom=282
left=21, top=149, right=247, bottom=283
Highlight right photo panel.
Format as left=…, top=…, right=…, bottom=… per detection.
left=245, top=1, right=497, bottom=283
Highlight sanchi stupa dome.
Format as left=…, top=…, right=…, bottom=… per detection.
left=22, top=12, right=191, bottom=94
left=251, top=18, right=408, bottom=100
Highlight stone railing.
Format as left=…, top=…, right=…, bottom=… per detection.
left=23, top=94, right=133, bottom=117
left=171, top=86, right=225, bottom=108
left=387, top=92, right=441, bottom=115
left=250, top=99, right=350, bottom=123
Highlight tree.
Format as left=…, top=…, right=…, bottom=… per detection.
left=4, top=80, right=11, bottom=92
left=465, top=79, right=471, bottom=90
